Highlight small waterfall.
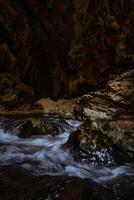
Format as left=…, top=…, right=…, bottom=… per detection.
left=0, top=118, right=133, bottom=183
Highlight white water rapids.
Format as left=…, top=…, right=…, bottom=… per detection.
left=0, top=119, right=133, bottom=183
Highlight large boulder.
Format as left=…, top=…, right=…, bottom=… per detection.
left=65, top=70, right=134, bottom=165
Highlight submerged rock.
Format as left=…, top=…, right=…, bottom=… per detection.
left=0, top=165, right=134, bottom=200
left=0, top=165, right=115, bottom=200
left=0, top=116, right=72, bottom=138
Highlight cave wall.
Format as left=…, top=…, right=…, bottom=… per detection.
left=0, top=0, right=134, bottom=99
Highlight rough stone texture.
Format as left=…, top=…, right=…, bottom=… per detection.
left=0, top=73, right=34, bottom=110
left=0, top=165, right=134, bottom=200
left=0, top=116, right=72, bottom=137
left=0, top=165, right=116, bottom=200
left=0, top=0, right=134, bottom=98
left=0, top=0, right=32, bottom=75
left=35, top=98, right=76, bottom=117
left=66, top=69, right=134, bottom=164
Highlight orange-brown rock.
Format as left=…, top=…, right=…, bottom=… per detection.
left=0, top=0, right=134, bottom=98
left=67, top=70, right=134, bottom=164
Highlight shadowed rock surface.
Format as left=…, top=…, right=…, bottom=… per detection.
left=0, top=0, right=134, bottom=98
left=0, top=1, right=134, bottom=200
left=0, top=165, right=134, bottom=200
left=0, top=165, right=127, bottom=200
left=65, top=69, right=134, bottom=165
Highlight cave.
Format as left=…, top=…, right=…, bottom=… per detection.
left=0, top=1, right=134, bottom=200
left=0, top=0, right=133, bottom=99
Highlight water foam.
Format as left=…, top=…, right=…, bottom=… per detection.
left=0, top=120, right=133, bottom=182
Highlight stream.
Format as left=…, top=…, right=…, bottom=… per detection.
left=0, top=118, right=133, bottom=185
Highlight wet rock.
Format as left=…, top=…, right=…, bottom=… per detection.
left=0, top=165, right=133, bottom=200
left=65, top=124, right=114, bottom=165
left=0, top=116, right=71, bottom=138
left=0, top=165, right=115, bottom=200
left=64, top=129, right=81, bottom=150
left=20, top=117, right=69, bottom=137
left=71, top=70, right=134, bottom=165
left=107, top=174, right=134, bottom=200
left=57, top=178, right=114, bottom=200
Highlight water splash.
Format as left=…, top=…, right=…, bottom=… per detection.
left=0, top=119, right=133, bottom=183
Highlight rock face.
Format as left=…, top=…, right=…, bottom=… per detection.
left=66, top=69, right=134, bottom=165
left=0, top=0, right=32, bottom=76
left=0, top=73, right=34, bottom=110
left=0, top=165, right=134, bottom=200
left=0, top=165, right=122, bottom=200
left=0, top=0, right=134, bottom=98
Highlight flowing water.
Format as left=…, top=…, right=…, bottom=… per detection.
left=0, top=119, right=133, bottom=183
